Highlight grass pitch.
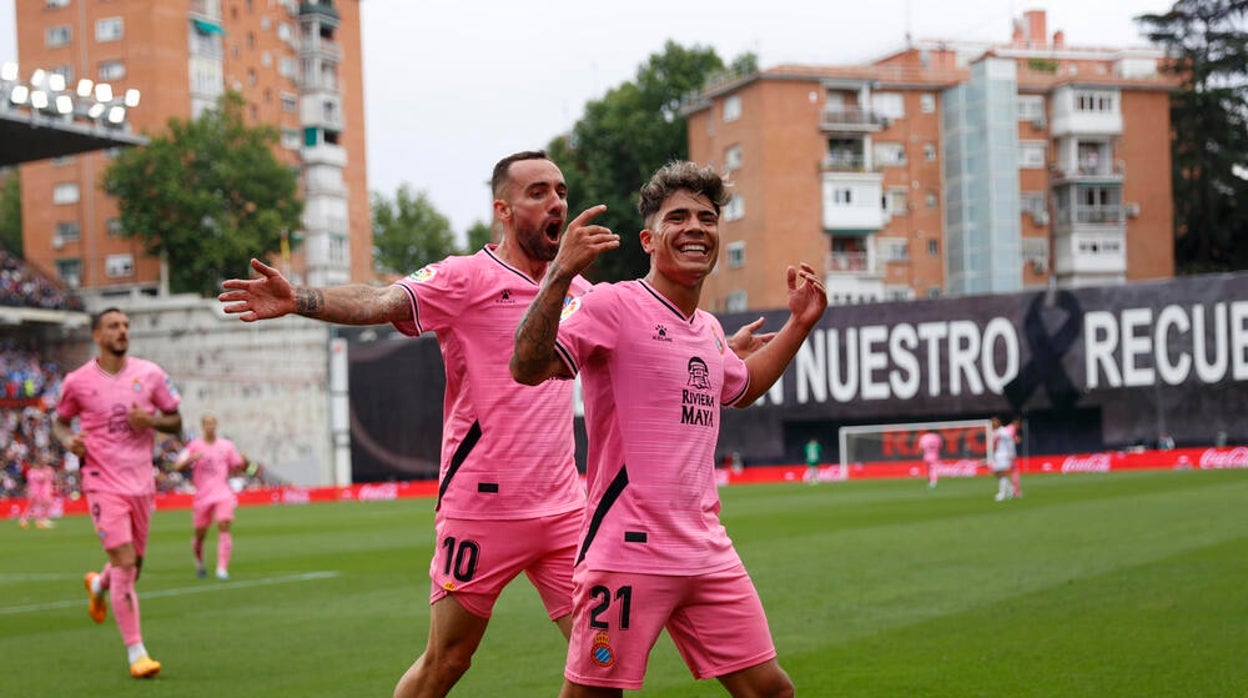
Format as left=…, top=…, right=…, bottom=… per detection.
left=2, top=469, right=1246, bottom=696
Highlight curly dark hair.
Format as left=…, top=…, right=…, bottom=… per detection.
left=637, top=161, right=729, bottom=227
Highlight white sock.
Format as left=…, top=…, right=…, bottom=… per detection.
left=127, top=642, right=149, bottom=664
left=90, top=575, right=103, bottom=595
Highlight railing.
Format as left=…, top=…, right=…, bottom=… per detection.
left=821, top=153, right=875, bottom=172
left=820, top=108, right=888, bottom=129
left=826, top=251, right=871, bottom=273
left=1058, top=205, right=1124, bottom=225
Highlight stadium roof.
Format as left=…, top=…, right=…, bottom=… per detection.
left=0, top=110, right=147, bottom=168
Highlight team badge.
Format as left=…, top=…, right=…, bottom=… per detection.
left=712, top=328, right=725, bottom=353
left=561, top=296, right=582, bottom=321
left=409, top=265, right=437, bottom=283
left=590, top=632, right=615, bottom=667
left=132, top=378, right=143, bottom=392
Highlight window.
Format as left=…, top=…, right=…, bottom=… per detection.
left=279, top=57, right=297, bottom=79
left=923, top=142, right=937, bottom=161
left=280, top=92, right=298, bottom=113
left=50, top=64, right=74, bottom=82
left=1022, top=237, right=1049, bottom=264
left=723, top=94, right=742, bottom=123
left=106, top=254, right=134, bottom=278
left=107, top=218, right=124, bottom=236
left=726, top=241, right=745, bottom=269
left=52, top=183, right=79, bottom=205
left=54, top=221, right=80, bottom=244
left=96, top=17, right=123, bottom=42
left=52, top=155, right=76, bottom=166
left=281, top=128, right=301, bottom=150
left=1020, top=191, right=1046, bottom=218
left=724, top=195, right=745, bottom=222
left=872, top=92, right=905, bottom=119
left=56, top=259, right=82, bottom=288
left=831, top=187, right=853, bottom=205
left=1074, top=90, right=1116, bottom=113
left=878, top=238, right=909, bottom=262
left=1018, top=141, right=1046, bottom=169
left=46, top=0, right=71, bottom=8
left=1017, top=95, right=1045, bottom=121
left=885, top=188, right=908, bottom=216
left=724, top=144, right=742, bottom=172
left=927, top=239, right=939, bottom=256
left=726, top=290, right=747, bottom=313
left=920, top=93, right=936, bottom=113
left=874, top=142, right=906, bottom=166
left=99, top=60, right=125, bottom=80
left=46, top=25, right=72, bottom=48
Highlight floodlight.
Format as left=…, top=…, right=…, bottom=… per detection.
left=9, top=85, right=29, bottom=104
left=1, top=62, right=18, bottom=82
left=107, top=105, right=126, bottom=124
left=95, top=83, right=113, bottom=102
left=124, top=88, right=141, bottom=108
left=48, top=73, right=66, bottom=92
left=76, top=78, right=94, bottom=97
left=30, top=69, right=47, bottom=87
left=87, top=102, right=106, bottom=119
left=55, top=94, right=73, bottom=114
left=31, top=90, right=49, bottom=110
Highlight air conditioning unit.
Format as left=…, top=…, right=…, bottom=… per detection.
left=1033, top=211, right=1050, bottom=226
left=1124, top=202, right=1141, bottom=218
left=51, top=235, right=64, bottom=250
left=1031, top=258, right=1049, bottom=274
left=1030, top=117, right=1047, bottom=129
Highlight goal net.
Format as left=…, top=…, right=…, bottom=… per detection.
left=838, top=419, right=994, bottom=478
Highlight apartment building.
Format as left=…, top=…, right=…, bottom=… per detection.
left=683, top=9, right=1177, bottom=311
left=14, top=0, right=370, bottom=296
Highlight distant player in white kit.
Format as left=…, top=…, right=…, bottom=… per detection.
left=512, top=160, right=827, bottom=697
left=991, top=416, right=1018, bottom=501
left=173, top=413, right=246, bottom=580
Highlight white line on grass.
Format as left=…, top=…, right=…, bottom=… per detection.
left=0, top=571, right=341, bottom=615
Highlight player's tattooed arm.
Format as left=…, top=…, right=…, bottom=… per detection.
left=512, top=263, right=574, bottom=385
left=293, top=284, right=411, bottom=325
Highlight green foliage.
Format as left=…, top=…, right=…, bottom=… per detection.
left=371, top=184, right=458, bottom=275
left=549, top=41, right=738, bottom=282
left=1026, top=57, right=1061, bottom=73
left=2, top=470, right=1246, bottom=696
left=0, top=169, right=21, bottom=255
left=1137, top=0, right=1248, bottom=272
left=464, top=219, right=494, bottom=252
left=100, top=91, right=302, bottom=296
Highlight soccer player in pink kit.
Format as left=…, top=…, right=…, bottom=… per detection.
left=173, top=413, right=246, bottom=580
left=18, top=460, right=57, bottom=529
left=220, top=151, right=591, bottom=698
left=53, top=307, right=183, bottom=679
left=918, top=430, right=943, bottom=488
left=513, top=161, right=827, bottom=697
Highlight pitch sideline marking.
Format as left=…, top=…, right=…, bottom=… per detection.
left=0, top=571, right=341, bottom=615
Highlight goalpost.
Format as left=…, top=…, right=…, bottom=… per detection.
left=838, top=418, right=995, bottom=479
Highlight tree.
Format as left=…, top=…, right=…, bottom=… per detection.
left=101, top=91, right=302, bottom=296
left=371, top=184, right=458, bottom=275
left=464, top=220, right=494, bottom=251
left=549, top=41, right=749, bottom=282
left=1137, top=0, right=1248, bottom=273
left=0, top=170, right=20, bottom=255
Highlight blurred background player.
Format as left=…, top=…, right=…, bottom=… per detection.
left=18, top=459, right=57, bottom=528
left=918, top=429, right=942, bottom=489
left=803, top=437, right=823, bottom=484
left=990, top=416, right=1017, bottom=502
left=172, top=413, right=247, bottom=580
left=53, top=308, right=182, bottom=679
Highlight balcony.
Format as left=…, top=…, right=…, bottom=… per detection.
left=300, top=37, right=341, bottom=62
left=821, top=171, right=884, bottom=233
left=821, top=152, right=876, bottom=173
left=1056, top=204, right=1124, bottom=226
left=825, top=251, right=880, bottom=275
left=820, top=107, right=887, bottom=133
left=300, top=1, right=340, bottom=23
left=1050, top=158, right=1124, bottom=184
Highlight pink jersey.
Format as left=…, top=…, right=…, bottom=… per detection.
left=918, top=432, right=942, bottom=463
left=554, top=280, right=751, bottom=575
left=392, top=245, right=590, bottom=520
left=56, top=357, right=181, bottom=496
left=181, top=437, right=244, bottom=505
left=25, top=465, right=54, bottom=500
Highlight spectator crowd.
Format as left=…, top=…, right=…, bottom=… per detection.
left=0, top=246, right=83, bottom=311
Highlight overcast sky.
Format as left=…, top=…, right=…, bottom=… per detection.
left=1, top=0, right=1173, bottom=236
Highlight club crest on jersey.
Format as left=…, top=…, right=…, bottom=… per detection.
left=682, top=357, right=716, bottom=427
left=560, top=296, right=582, bottom=321
left=132, top=378, right=143, bottom=392
left=408, top=265, right=437, bottom=283
left=590, top=632, right=615, bottom=667
left=712, top=328, right=725, bottom=353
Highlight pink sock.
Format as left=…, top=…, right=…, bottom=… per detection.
left=109, top=566, right=143, bottom=646
left=217, top=532, right=232, bottom=572
left=192, top=536, right=204, bottom=564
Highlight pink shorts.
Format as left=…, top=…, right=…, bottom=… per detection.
left=564, top=563, right=777, bottom=690
left=85, top=491, right=153, bottom=555
left=428, top=509, right=579, bottom=620
left=193, top=496, right=236, bottom=530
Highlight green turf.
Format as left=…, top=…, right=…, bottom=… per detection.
left=2, top=469, right=1246, bottom=696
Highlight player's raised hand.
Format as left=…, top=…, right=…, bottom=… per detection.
left=785, top=262, right=827, bottom=328
left=218, top=258, right=297, bottom=322
left=728, top=316, right=777, bottom=359
left=552, top=205, right=618, bottom=278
